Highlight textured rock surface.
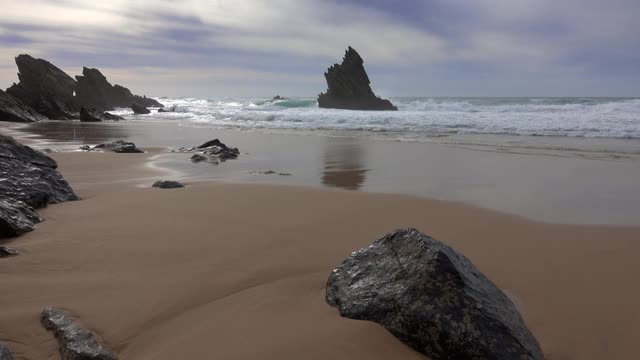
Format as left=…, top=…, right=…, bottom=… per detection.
left=152, top=180, right=185, bottom=189
left=0, top=134, right=78, bottom=208
left=0, top=246, right=19, bottom=257
left=6, top=54, right=78, bottom=119
left=197, top=139, right=239, bottom=160
left=326, top=228, right=544, bottom=360
left=96, top=140, right=143, bottom=153
left=41, top=307, right=118, bottom=360
left=0, top=343, right=13, bottom=359
left=79, top=107, right=101, bottom=122
left=0, top=199, right=41, bottom=238
left=131, top=103, right=150, bottom=114
left=75, top=67, right=163, bottom=111
left=318, top=47, right=397, bottom=111
left=0, top=89, right=47, bottom=122
left=100, top=112, right=124, bottom=121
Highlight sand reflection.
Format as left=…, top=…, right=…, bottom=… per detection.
left=24, top=120, right=131, bottom=145
left=322, top=137, right=369, bottom=190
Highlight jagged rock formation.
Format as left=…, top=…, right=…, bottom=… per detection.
left=0, top=199, right=41, bottom=238
left=6, top=55, right=78, bottom=119
left=152, top=180, right=185, bottom=189
left=79, top=107, right=101, bottom=122
left=0, top=89, right=47, bottom=122
left=41, top=307, right=118, bottom=360
left=318, top=47, right=397, bottom=111
left=197, top=139, right=239, bottom=160
left=131, top=103, right=150, bottom=114
left=0, top=134, right=78, bottom=208
left=326, top=228, right=544, bottom=360
left=75, top=67, right=163, bottom=112
left=0, top=343, right=13, bottom=359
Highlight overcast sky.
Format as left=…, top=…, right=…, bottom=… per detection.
left=0, top=0, right=638, bottom=97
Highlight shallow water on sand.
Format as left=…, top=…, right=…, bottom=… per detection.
left=15, top=119, right=640, bottom=225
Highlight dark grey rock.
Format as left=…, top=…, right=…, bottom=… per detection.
left=326, top=228, right=544, bottom=360
left=131, top=103, right=150, bottom=114
left=0, top=199, right=41, bottom=238
left=152, top=180, right=184, bottom=189
left=79, top=107, right=101, bottom=122
left=157, top=105, right=177, bottom=113
left=0, top=343, right=13, bottom=359
left=100, top=112, right=124, bottom=121
left=196, top=139, right=239, bottom=160
left=95, top=140, right=143, bottom=153
left=197, top=139, right=225, bottom=149
left=318, top=47, right=397, bottom=111
left=0, top=246, right=19, bottom=258
left=75, top=67, right=163, bottom=112
left=6, top=54, right=78, bottom=119
left=0, top=89, right=47, bottom=122
left=79, top=145, right=92, bottom=151
left=0, top=134, right=78, bottom=208
left=41, top=307, right=118, bottom=360
left=190, top=154, right=207, bottom=163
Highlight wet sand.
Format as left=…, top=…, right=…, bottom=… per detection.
left=1, top=150, right=639, bottom=360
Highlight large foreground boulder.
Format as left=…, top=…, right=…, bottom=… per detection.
left=318, top=47, right=397, bottom=111
left=326, top=228, right=544, bottom=360
left=0, top=199, right=41, bottom=238
left=6, top=54, right=78, bottom=119
left=75, top=67, right=163, bottom=112
left=41, top=307, right=118, bottom=360
left=0, top=134, right=78, bottom=208
left=0, top=343, right=13, bottom=359
left=0, top=89, right=47, bottom=122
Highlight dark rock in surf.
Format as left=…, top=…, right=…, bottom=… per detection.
left=157, top=105, right=177, bottom=113
left=326, top=228, right=544, bottom=360
left=0, top=134, right=78, bottom=208
left=79, top=107, right=101, bottom=122
left=41, top=307, right=118, bottom=360
left=75, top=66, right=163, bottom=112
left=152, top=180, right=185, bottom=189
left=0, top=89, right=47, bottom=123
left=318, top=47, right=397, bottom=111
left=0, top=199, right=41, bottom=238
left=0, top=343, right=13, bottom=359
left=6, top=54, right=78, bottom=119
left=131, top=103, right=150, bottom=114
left=101, top=112, right=124, bottom=121
left=0, top=246, right=19, bottom=258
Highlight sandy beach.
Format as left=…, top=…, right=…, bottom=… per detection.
left=1, top=148, right=639, bottom=360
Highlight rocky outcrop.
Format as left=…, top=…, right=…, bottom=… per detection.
left=79, top=107, right=101, bottom=122
left=94, top=140, right=143, bottom=153
left=0, top=134, right=78, bottom=208
left=326, top=228, right=544, bottom=360
left=131, top=103, right=150, bottom=114
left=0, top=89, right=47, bottom=122
left=0, top=199, right=41, bottom=238
left=101, top=112, right=124, bottom=121
left=75, top=67, right=163, bottom=112
left=0, top=343, right=13, bottom=359
left=197, top=139, right=239, bottom=159
left=6, top=54, right=78, bottom=119
left=41, top=307, right=118, bottom=360
left=318, top=47, right=397, bottom=111
left=0, top=246, right=18, bottom=257
left=152, top=180, right=185, bottom=189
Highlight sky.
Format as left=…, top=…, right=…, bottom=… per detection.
left=0, top=0, right=638, bottom=98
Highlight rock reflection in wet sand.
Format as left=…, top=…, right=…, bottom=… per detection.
left=322, top=137, right=369, bottom=190
left=23, top=121, right=131, bottom=146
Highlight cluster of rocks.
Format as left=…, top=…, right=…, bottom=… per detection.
left=0, top=54, right=163, bottom=123
left=80, top=140, right=144, bottom=153
left=318, top=47, right=397, bottom=111
left=177, top=139, right=240, bottom=163
left=0, top=134, right=77, bottom=240
left=326, top=228, right=544, bottom=360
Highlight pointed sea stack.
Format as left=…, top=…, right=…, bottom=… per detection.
left=318, top=47, right=397, bottom=111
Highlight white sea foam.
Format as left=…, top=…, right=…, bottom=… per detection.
left=134, top=97, right=640, bottom=139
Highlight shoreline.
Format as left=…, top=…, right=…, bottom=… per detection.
left=0, top=140, right=639, bottom=359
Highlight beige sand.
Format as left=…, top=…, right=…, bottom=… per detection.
left=1, top=151, right=639, bottom=360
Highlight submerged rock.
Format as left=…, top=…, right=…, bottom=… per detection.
left=75, top=66, right=163, bottom=111
left=318, top=47, right=397, bottom=111
left=326, top=228, right=544, bottom=360
left=0, top=343, right=13, bottom=359
left=41, top=307, right=118, bottom=360
left=0, top=134, right=78, bottom=208
left=152, top=180, right=185, bottom=189
left=6, top=54, right=78, bottom=119
left=0, top=199, right=41, bottom=238
left=0, top=246, right=19, bottom=258
left=79, top=107, right=101, bottom=122
left=131, top=103, right=150, bottom=114
left=0, top=89, right=47, bottom=122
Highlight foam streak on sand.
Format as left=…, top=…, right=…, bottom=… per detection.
left=0, top=151, right=639, bottom=360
